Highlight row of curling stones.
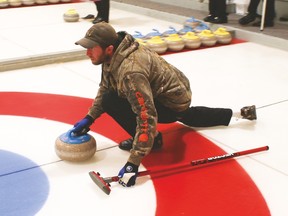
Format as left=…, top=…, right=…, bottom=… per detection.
left=132, top=18, right=210, bottom=39
left=0, top=0, right=71, bottom=7
left=181, top=17, right=210, bottom=34
left=182, top=17, right=232, bottom=44
left=55, top=129, right=96, bottom=162
left=141, top=33, right=199, bottom=54
left=136, top=28, right=232, bottom=55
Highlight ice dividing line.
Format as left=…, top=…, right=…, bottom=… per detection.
left=0, top=145, right=118, bottom=178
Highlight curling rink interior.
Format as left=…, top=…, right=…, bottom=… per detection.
left=0, top=2, right=288, bottom=216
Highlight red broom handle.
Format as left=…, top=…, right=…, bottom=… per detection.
left=138, top=146, right=269, bottom=177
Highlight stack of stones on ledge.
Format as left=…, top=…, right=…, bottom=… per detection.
left=132, top=17, right=232, bottom=54
left=0, top=0, right=71, bottom=8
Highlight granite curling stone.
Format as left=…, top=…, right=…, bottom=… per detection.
left=165, top=34, right=185, bottom=52
left=22, top=0, right=34, bottom=5
left=184, top=16, right=200, bottom=29
left=146, top=36, right=168, bottom=54
left=8, top=0, right=22, bottom=6
left=63, top=9, right=80, bottom=22
left=0, top=0, right=9, bottom=7
left=35, top=0, right=47, bottom=4
left=48, top=0, right=59, bottom=3
left=55, top=130, right=96, bottom=162
left=182, top=32, right=201, bottom=49
left=198, top=30, right=217, bottom=47
left=214, top=27, right=232, bottom=44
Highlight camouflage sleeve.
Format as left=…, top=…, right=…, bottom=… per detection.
left=87, top=71, right=109, bottom=120
left=122, top=73, right=158, bottom=166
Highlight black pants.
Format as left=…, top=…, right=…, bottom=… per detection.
left=102, top=92, right=232, bottom=137
left=209, top=0, right=227, bottom=19
left=248, top=0, right=275, bottom=21
left=94, top=0, right=110, bottom=22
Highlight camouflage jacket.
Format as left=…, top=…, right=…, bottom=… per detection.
left=87, top=33, right=192, bottom=166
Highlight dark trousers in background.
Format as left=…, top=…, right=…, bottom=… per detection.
left=94, top=0, right=110, bottom=22
left=247, top=0, right=275, bottom=21
left=208, top=0, right=227, bottom=19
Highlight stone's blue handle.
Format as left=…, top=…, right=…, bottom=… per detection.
left=59, top=129, right=91, bottom=144
left=67, top=129, right=75, bottom=139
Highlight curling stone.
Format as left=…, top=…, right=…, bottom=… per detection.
left=8, top=0, right=21, bottom=6
left=135, top=38, right=146, bottom=46
left=144, top=29, right=162, bottom=39
left=178, top=26, right=194, bottom=35
left=48, top=0, right=59, bottom=3
left=63, top=9, right=80, bottom=22
left=182, top=32, right=201, bottom=49
left=193, top=22, right=210, bottom=33
left=198, top=30, right=217, bottom=47
left=213, top=27, right=232, bottom=44
left=165, top=34, right=185, bottom=52
left=146, top=36, right=168, bottom=54
left=55, top=130, right=96, bottom=162
left=63, top=9, right=79, bottom=22
left=132, top=31, right=145, bottom=39
left=0, top=0, right=9, bottom=7
left=162, top=26, right=178, bottom=37
left=22, top=0, right=34, bottom=5
left=35, top=0, right=47, bottom=4
left=184, top=17, right=200, bottom=29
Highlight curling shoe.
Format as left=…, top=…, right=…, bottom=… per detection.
left=239, top=13, right=257, bottom=25
left=203, top=15, right=215, bottom=22
left=119, top=132, right=163, bottom=151
left=209, top=16, right=228, bottom=24
left=82, top=14, right=95, bottom=20
left=241, top=105, right=257, bottom=120
left=92, top=17, right=107, bottom=24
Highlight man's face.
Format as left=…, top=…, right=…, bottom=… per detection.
left=86, top=46, right=110, bottom=65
